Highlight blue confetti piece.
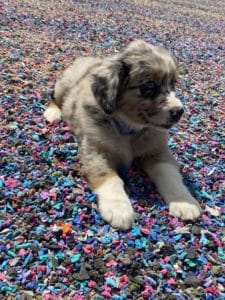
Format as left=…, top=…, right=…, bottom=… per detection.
left=105, top=277, right=118, bottom=288
left=70, top=254, right=81, bottom=263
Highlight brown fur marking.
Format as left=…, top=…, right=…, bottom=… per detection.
left=87, top=170, right=117, bottom=189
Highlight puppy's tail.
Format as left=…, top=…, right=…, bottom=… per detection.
left=44, top=101, right=62, bottom=122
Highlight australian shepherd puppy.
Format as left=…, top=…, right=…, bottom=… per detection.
left=44, top=40, right=201, bottom=230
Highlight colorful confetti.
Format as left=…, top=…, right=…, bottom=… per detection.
left=0, top=0, right=225, bottom=299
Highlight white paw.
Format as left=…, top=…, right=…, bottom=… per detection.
left=44, top=104, right=61, bottom=122
left=169, top=198, right=201, bottom=220
left=98, top=198, right=134, bottom=230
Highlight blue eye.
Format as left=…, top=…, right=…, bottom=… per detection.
left=140, top=81, right=158, bottom=98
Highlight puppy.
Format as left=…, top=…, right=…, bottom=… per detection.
left=44, top=40, right=201, bottom=230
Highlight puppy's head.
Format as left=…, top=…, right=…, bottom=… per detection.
left=91, top=39, right=183, bottom=130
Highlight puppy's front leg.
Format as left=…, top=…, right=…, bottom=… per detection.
left=92, top=173, right=134, bottom=230
left=143, top=154, right=201, bottom=220
left=82, top=144, right=134, bottom=230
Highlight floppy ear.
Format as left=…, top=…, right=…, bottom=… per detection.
left=91, top=61, right=130, bottom=114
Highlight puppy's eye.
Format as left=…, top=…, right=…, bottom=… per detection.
left=140, top=81, right=158, bottom=99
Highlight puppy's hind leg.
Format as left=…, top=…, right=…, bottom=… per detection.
left=44, top=101, right=62, bottom=122
left=44, top=78, right=66, bottom=122
left=81, top=142, right=134, bottom=230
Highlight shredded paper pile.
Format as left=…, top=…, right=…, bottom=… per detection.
left=0, top=0, right=225, bottom=299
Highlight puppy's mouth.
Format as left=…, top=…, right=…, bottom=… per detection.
left=148, top=121, right=175, bottom=130
left=160, top=123, right=174, bottom=129
left=140, top=111, right=178, bottom=130
left=146, top=114, right=182, bottom=130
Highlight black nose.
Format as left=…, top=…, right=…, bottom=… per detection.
left=170, top=107, right=184, bottom=122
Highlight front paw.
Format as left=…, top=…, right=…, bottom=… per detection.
left=169, top=198, right=202, bottom=220
left=98, top=198, right=134, bottom=230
